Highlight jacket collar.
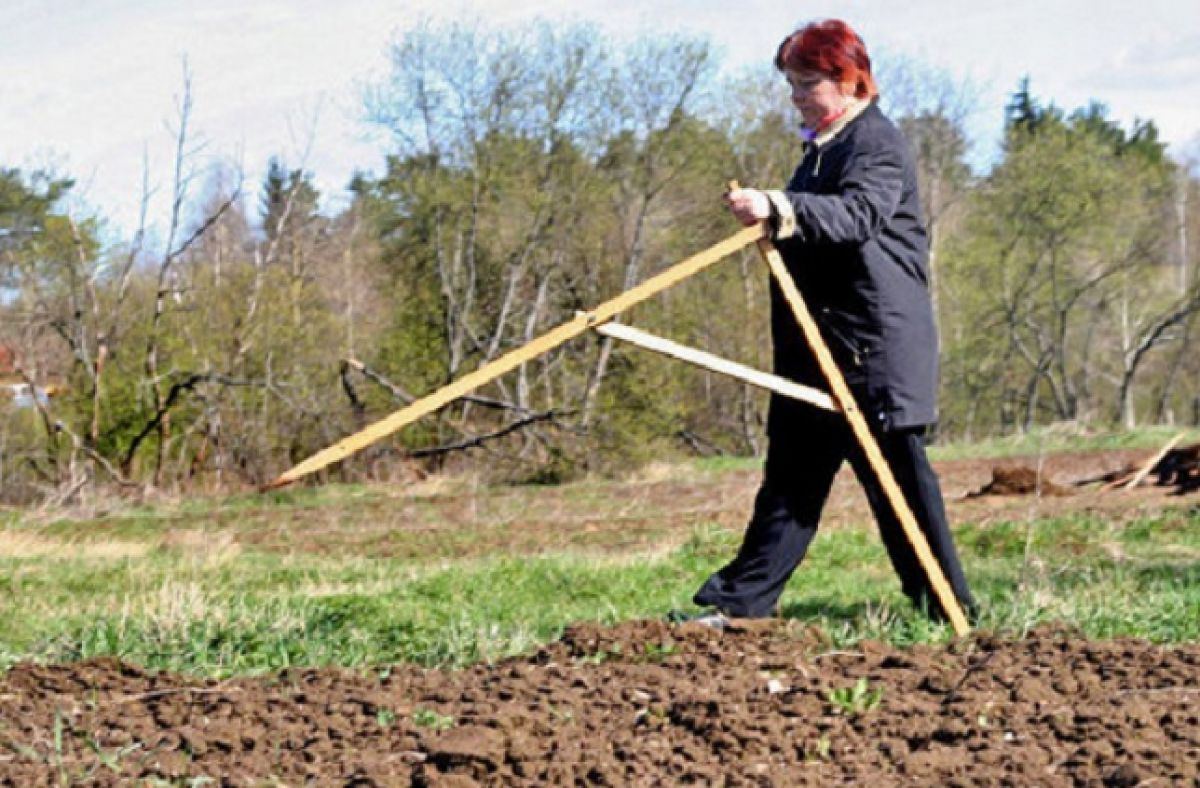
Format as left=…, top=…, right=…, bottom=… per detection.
left=808, top=98, right=871, bottom=148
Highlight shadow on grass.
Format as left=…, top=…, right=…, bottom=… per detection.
left=779, top=598, right=883, bottom=622
left=1129, top=561, right=1200, bottom=586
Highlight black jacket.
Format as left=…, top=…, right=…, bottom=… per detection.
left=768, top=101, right=936, bottom=431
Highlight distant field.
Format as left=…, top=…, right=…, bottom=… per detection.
left=1, top=427, right=1197, bottom=676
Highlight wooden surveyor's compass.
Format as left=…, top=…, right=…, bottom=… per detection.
left=265, top=181, right=972, bottom=637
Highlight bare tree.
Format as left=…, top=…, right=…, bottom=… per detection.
left=580, top=35, right=717, bottom=426
left=138, top=64, right=240, bottom=483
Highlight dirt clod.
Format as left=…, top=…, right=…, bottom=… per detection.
left=967, top=465, right=1073, bottom=497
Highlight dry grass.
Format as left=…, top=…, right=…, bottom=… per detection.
left=0, top=530, right=151, bottom=560
left=625, top=460, right=695, bottom=484
left=401, top=472, right=471, bottom=499
left=156, top=529, right=241, bottom=565
left=0, top=525, right=245, bottom=565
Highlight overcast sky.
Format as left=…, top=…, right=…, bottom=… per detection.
left=2, top=0, right=1198, bottom=238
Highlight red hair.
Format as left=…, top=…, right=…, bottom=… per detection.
left=775, top=19, right=878, bottom=100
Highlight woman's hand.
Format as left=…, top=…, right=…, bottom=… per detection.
left=724, top=188, right=771, bottom=226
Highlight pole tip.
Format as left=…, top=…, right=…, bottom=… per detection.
left=259, top=476, right=293, bottom=493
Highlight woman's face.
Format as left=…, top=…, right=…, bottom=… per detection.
left=785, top=69, right=853, bottom=128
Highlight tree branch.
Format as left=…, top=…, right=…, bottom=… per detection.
left=122, top=373, right=264, bottom=472
left=406, top=409, right=570, bottom=458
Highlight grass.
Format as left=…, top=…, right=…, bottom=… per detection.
left=1, top=501, right=1197, bottom=676
left=19, top=474, right=692, bottom=561
left=691, top=424, right=1193, bottom=473
left=927, top=424, right=1193, bottom=462
left=827, top=677, right=884, bottom=715
left=0, top=426, right=1196, bottom=676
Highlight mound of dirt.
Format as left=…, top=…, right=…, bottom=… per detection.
left=3, top=621, right=1199, bottom=785
left=966, top=465, right=1073, bottom=497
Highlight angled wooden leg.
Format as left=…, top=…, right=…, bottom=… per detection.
left=724, top=176, right=969, bottom=636
left=752, top=232, right=970, bottom=636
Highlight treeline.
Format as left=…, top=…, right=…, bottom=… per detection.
left=2, top=23, right=1198, bottom=504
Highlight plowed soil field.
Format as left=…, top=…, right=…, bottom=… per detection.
left=3, top=621, right=1199, bottom=785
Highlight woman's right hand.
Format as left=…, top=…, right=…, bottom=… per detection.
left=724, top=188, right=771, bottom=226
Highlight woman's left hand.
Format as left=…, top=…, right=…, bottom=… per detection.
left=724, top=188, right=771, bottom=226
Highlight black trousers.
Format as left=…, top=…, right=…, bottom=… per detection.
left=694, top=398, right=976, bottom=620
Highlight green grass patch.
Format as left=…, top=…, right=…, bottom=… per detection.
left=692, top=425, right=1192, bottom=472
left=2, top=501, right=1198, bottom=676
left=927, top=424, right=1192, bottom=462
left=692, top=455, right=763, bottom=474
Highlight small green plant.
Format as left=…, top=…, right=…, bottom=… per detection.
left=547, top=703, right=574, bottom=723
left=578, top=642, right=623, bottom=665
left=86, top=736, right=143, bottom=774
left=805, top=735, right=832, bottom=761
left=827, top=677, right=884, bottom=715
left=51, top=709, right=70, bottom=784
left=413, top=708, right=455, bottom=731
left=376, top=708, right=396, bottom=728
left=0, top=736, right=41, bottom=761
left=639, top=641, right=679, bottom=663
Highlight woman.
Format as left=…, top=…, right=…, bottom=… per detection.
left=693, top=19, right=976, bottom=624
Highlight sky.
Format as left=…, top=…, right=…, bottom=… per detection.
left=2, top=0, right=1198, bottom=240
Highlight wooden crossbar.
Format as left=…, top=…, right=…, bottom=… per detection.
left=263, top=224, right=765, bottom=490
left=593, top=320, right=837, bottom=412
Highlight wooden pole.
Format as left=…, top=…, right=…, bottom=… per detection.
left=263, top=225, right=765, bottom=490
left=1119, top=430, right=1188, bottom=490
left=593, top=320, right=837, bottom=412
left=730, top=182, right=971, bottom=636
